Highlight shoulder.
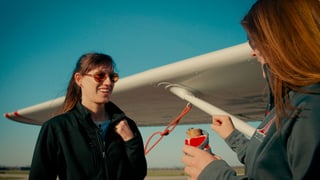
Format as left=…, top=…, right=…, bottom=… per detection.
left=42, top=110, right=80, bottom=131
left=287, top=86, right=320, bottom=131
left=291, top=84, right=320, bottom=108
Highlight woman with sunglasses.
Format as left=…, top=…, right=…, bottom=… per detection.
left=29, top=53, right=147, bottom=180
left=182, top=0, right=320, bottom=179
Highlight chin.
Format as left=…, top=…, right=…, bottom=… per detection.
left=97, top=99, right=110, bottom=104
left=102, top=99, right=110, bottom=103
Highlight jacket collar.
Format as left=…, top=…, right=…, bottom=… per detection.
left=74, top=101, right=126, bottom=126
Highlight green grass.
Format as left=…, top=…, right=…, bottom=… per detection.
left=0, top=166, right=244, bottom=177
left=0, top=170, right=29, bottom=180
left=147, top=166, right=244, bottom=176
left=147, top=168, right=186, bottom=176
left=0, top=171, right=29, bottom=175
left=0, top=177, right=23, bottom=180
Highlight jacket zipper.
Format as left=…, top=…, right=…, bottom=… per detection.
left=96, top=128, right=109, bottom=179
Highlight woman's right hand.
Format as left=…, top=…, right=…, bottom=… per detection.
left=211, top=115, right=235, bottom=140
left=182, top=145, right=221, bottom=180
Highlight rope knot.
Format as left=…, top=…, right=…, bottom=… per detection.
left=161, top=129, right=170, bottom=136
left=144, top=103, right=192, bottom=155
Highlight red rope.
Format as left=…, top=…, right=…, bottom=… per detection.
left=144, top=103, right=192, bottom=155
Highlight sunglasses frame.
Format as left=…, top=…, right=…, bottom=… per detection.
left=84, top=71, right=119, bottom=83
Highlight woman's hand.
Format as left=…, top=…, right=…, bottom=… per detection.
left=182, top=145, right=221, bottom=180
left=114, top=120, right=134, bottom=141
left=211, top=115, right=235, bottom=140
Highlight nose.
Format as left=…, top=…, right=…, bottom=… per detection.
left=102, top=76, right=113, bottom=85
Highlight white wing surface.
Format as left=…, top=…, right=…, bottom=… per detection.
left=4, top=42, right=266, bottom=136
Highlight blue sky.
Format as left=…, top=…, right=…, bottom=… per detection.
left=0, top=0, right=258, bottom=168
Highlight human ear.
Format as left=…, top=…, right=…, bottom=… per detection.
left=74, top=73, right=83, bottom=87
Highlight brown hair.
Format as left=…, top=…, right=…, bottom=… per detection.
left=241, top=0, right=320, bottom=127
left=61, top=53, right=116, bottom=113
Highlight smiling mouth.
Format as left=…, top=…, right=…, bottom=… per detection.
left=98, top=87, right=112, bottom=94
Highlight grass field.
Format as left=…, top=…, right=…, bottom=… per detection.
left=0, top=170, right=29, bottom=180
left=0, top=166, right=244, bottom=179
left=147, top=168, right=186, bottom=176
left=148, top=166, right=244, bottom=176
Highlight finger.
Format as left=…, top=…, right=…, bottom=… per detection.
left=212, top=118, right=222, bottom=126
left=181, top=153, right=193, bottom=165
left=214, top=154, right=222, bottom=160
left=182, top=145, right=199, bottom=156
left=213, top=115, right=226, bottom=123
left=184, top=166, right=192, bottom=176
left=115, top=120, right=128, bottom=130
left=185, top=166, right=198, bottom=180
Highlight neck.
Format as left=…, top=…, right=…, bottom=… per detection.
left=81, top=101, right=109, bottom=122
left=91, top=111, right=109, bottom=122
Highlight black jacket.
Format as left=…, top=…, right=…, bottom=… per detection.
left=29, top=102, right=147, bottom=180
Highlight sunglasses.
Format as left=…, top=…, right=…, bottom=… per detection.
left=84, top=71, right=119, bottom=83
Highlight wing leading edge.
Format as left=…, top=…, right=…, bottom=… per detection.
left=4, top=43, right=266, bottom=136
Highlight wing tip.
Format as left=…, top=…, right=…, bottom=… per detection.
left=3, top=111, right=41, bottom=126
left=4, top=112, right=16, bottom=120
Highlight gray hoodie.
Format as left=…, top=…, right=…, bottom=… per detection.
left=198, top=84, right=320, bottom=180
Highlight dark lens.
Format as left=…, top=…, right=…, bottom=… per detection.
left=94, top=72, right=106, bottom=82
left=111, top=73, right=119, bottom=83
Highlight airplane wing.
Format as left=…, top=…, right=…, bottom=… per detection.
left=4, top=42, right=266, bottom=137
